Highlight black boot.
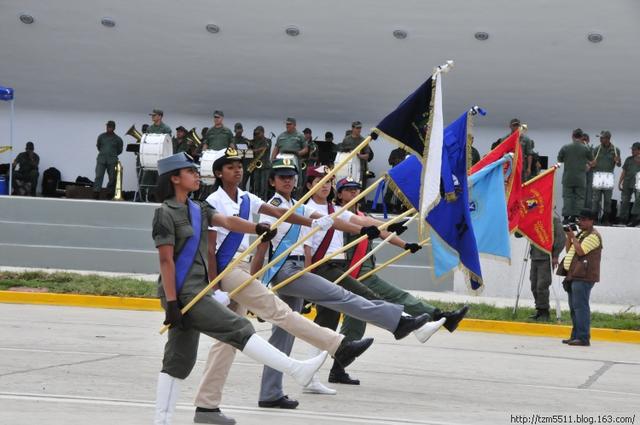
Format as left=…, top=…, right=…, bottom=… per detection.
left=328, top=363, right=360, bottom=385
left=333, top=337, right=374, bottom=368
left=433, top=305, right=470, bottom=333
left=530, top=309, right=550, bottom=321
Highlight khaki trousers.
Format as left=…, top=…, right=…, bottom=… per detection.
left=194, top=262, right=343, bottom=409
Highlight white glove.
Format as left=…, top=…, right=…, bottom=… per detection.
left=312, top=215, right=334, bottom=231
left=212, top=289, right=231, bottom=306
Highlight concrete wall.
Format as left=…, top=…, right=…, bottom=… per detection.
left=453, top=226, right=640, bottom=305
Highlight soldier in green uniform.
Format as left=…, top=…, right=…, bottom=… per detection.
left=147, top=109, right=172, bottom=135
left=527, top=217, right=566, bottom=321
left=141, top=109, right=171, bottom=201
left=618, top=142, right=640, bottom=226
left=232, top=122, right=252, bottom=190
left=557, top=129, right=594, bottom=223
left=93, top=120, right=123, bottom=199
left=272, top=117, right=308, bottom=193
left=335, top=121, right=373, bottom=190
left=589, top=131, right=621, bottom=224
left=469, top=135, right=481, bottom=167
left=12, top=141, right=40, bottom=196
left=203, top=110, right=234, bottom=151
left=173, top=126, right=200, bottom=159
left=250, top=125, right=272, bottom=200
left=302, top=128, right=320, bottom=168
left=495, top=118, right=534, bottom=181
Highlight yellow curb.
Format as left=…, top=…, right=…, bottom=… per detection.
left=1, top=291, right=639, bottom=344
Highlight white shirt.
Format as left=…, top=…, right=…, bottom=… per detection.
left=206, top=187, right=265, bottom=251
left=260, top=193, right=314, bottom=256
left=302, top=198, right=354, bottom=260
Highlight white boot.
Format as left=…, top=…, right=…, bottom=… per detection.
left=302, top=347, right=337, bottom=395
left=154, top=372, right=181, bottom=425
left=241, top=334, right=328, bottom=387
left=414, top=317, right=446, bottom=343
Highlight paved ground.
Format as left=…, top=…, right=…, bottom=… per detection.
left=1, top=304, right=638, bottom=425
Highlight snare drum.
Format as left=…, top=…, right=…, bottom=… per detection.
left=334, top=152, right=362, bottom=184
left=139, top=134, right=173, bottom=169
left=199, top=150, right=226, bottom=185
left=635, top=172, right=640, bottom=191
left=592, top=172, right=614, bottom=190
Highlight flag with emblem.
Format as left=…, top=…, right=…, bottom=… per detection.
left=515, top=165, right=558, bottom=254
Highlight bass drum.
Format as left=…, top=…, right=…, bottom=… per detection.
left=334, top=151, right=362, bottom=184
left=199, top=149, right=226, bottom=185
left=592, top=172, right=614, bottom=190
left=139, top=134, right=173, bottom=169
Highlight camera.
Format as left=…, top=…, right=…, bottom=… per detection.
left=563, top=223, right=577, bottom=232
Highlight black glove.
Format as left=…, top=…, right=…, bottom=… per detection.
left=255, top=222, right=278, bottom=242
left=360, top=225, right=380, bottom=240
left=404, top=242, right=422, bottom=253
left=387, top=219, right=409, bottom=235
left=163, top=300, right=183, bottom=329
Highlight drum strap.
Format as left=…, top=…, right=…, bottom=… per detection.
left=216, top=193, right=250, bottom=271
left=312, top=203, right=335, bottom=263
left=175, top=200, right=202, bottom=295
left=262, top=205, right=305, bottom=286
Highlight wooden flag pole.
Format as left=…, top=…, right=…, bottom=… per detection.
left=357, top=237, right=430, bottom=282
left=334, top=213, right=419, bottom=284
left=269, top=208, right=416, bottom=293
left=159, top=136, right=375, bottom=334
left=227, top=176, right=386, bottom=298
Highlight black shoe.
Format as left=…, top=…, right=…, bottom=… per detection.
left=561, top=339, right=572, bottom=344
left=567, top=339, right=590, bottom=346
left=258, top=395, right=299, bottom=409
left=529, top=309, right=550, bottom=322
left=440, top=305, right=470, bottom=332
left=333, top=337, right=374, bottom=368
left=393, top=313, right=430, bottom=340
left=328, top=370, right=360, bottom=385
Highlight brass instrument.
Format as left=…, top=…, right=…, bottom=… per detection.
left=247, top=145, right=268, bottom=173
left=186, top=128, right=203, bottom=146
left=126, top=125, right=143, bottom=143
left=113, top=161, right=124, bottom=201
left=520, top=123, right=528, bottom=134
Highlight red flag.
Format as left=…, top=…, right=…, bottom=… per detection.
left=516, top=166, right=558, bottom=253
left=469, top=131, right=523, bottom=231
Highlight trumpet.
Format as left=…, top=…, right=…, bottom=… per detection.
left=186, top=128, right=202, bottom=145
left=113, top=161, right=124, bottom=201
left=126, top=125, right=143, bottom=143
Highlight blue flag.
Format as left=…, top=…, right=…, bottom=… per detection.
left=0, top=86, right=14, bottom=101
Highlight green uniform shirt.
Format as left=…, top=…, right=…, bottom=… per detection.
left=276, top=130, right=306, bottom=154
left=173, top=137, right=200, bottom=157
left=557, top=140, right=594, bottom=187
left=471, top=146, right=481, bottom=166
left=96, top=132, right=123, bottom=160
left=496, top=134, right=534, bottom=157
left=152, top=198, right=217, bottom=297
left=621, top=155, right=640, bottom=190
left=592, top=144, right=621, bottom=173
left=147, top=122, right=172, bottom=135
left=251, top=137, right=272, bottom=167
left=233, top=135, right=249, bottom=147
left=205, top=126, right=234, bottom=150
left=14, top=151, right=40, bottom=174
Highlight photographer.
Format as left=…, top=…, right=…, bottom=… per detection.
left=557, top=209, right=602, bottom=346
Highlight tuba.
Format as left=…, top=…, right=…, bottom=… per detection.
left=186, top=128, right=203, bottom=145
left=126, top=125, right=143, bottom=143
left=113, top=161, right=124, bottom=201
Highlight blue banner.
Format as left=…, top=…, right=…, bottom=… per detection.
left=0, top=86, right=14, bottom=101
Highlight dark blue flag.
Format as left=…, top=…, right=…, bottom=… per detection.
left=0, top=86, right=14, bottom=101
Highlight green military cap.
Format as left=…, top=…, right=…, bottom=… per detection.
left=26, top=141, right=34, bottom=150
left=271, top=158, right=298, bottom=176
left=106, top=120, right=116, bottom=128
left=157, top=152, right=198, bottom=176
left=303, top=127, right=312, bottom=134
left=149, top=109, right=164, bottom=116
left=351, top=120, right=363, bottom=128
left=599, top=130, right=611, bottom=138
left=175, top=126, right=187, bottom=133
left=510, top=118, right=521, bottom=126
left=213, top=110, right=224, bottom=117
left=234, top=122, right=243, bottom=130
left=254, top=125, right=265, bottom=133
left=632, top=142, right=640, bottom=150
left=285, top=117, right=296, bottom=124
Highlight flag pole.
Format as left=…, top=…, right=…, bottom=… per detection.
left=549, top=260, right=562, bottom=322
left=269, top=208, right=416, bottom=293
left=334, top=212, right=419, bottom=284
left=227, top=176, right=386, bottom=298
left=160, top=135, right=376, bottom=334
left=512, top=240, right=531, bottom=317
left=357, top=237, right=430, bottom=283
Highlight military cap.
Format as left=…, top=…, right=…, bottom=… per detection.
left=351, top=121, right=363, bottom=128
left=25, top=141, right=34, bottom=150
left=599, top=130, right=611, bottom=138
left=213, top=110, right=224, bottom=117
left=578, top=209, right=597, bottom=221
left=336, top=177, right=361, bottom=192
left=271, top=158, right=298, bottom=176
left=175, top=126, right=187, bottom=133
left=234, top=122, right=243, bottom=130
left=149, top=109, right=164, bottom=116
left=325, top=131, right=334, bottom=139
left=509, top=118, right=521, bottom=126
left=306, top=164, right=330, bottom=178
left=158, top=152, right=198, bottom=176
left=106, top=120, right=116, bottom=128
left=285, top=117, right=296, bottom=125
left=212, top=147, right=243, bottom=171
left=254, top=125, right=265, bottom=133
left=303, top=128, right=312, bottom=134
left=632, top=142, right=640, bottom=150
left=572, top=128, right=584, bottom=138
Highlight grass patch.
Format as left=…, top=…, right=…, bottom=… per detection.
left=1, top=272, right=638, bottom=331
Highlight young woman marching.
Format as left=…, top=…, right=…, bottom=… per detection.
left=152, top=153, right=328, bottom=425
left=252, top=162, right=440, bottom=405
left=192, top=150, right=374, bottom=423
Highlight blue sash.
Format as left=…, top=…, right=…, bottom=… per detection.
left=175, top=199, right=202, bottom=294
left=262, top=205, right=305, bottom=286
left=216, top=193, right=250, bottom=271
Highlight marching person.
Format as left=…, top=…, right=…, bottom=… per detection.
left=617, top=142, right=640, bottom=227
left=328, top=177, right=467, bottom=385
left=93, top=121, right=123, bottom=199
left=204, top=110, right=234, bottom=151
left=557, top=129, right=594, bottom=223
left=151, top=152, right=328, bottom=425
left=589, top=131, right=621, bottom=225
left=252, top=162, right=440, bottom=406
left=271, top=117, right=308, bottom=193
left=335, top=121, right=373, bottom=189
left=192, top=150, right=374, bottom=423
